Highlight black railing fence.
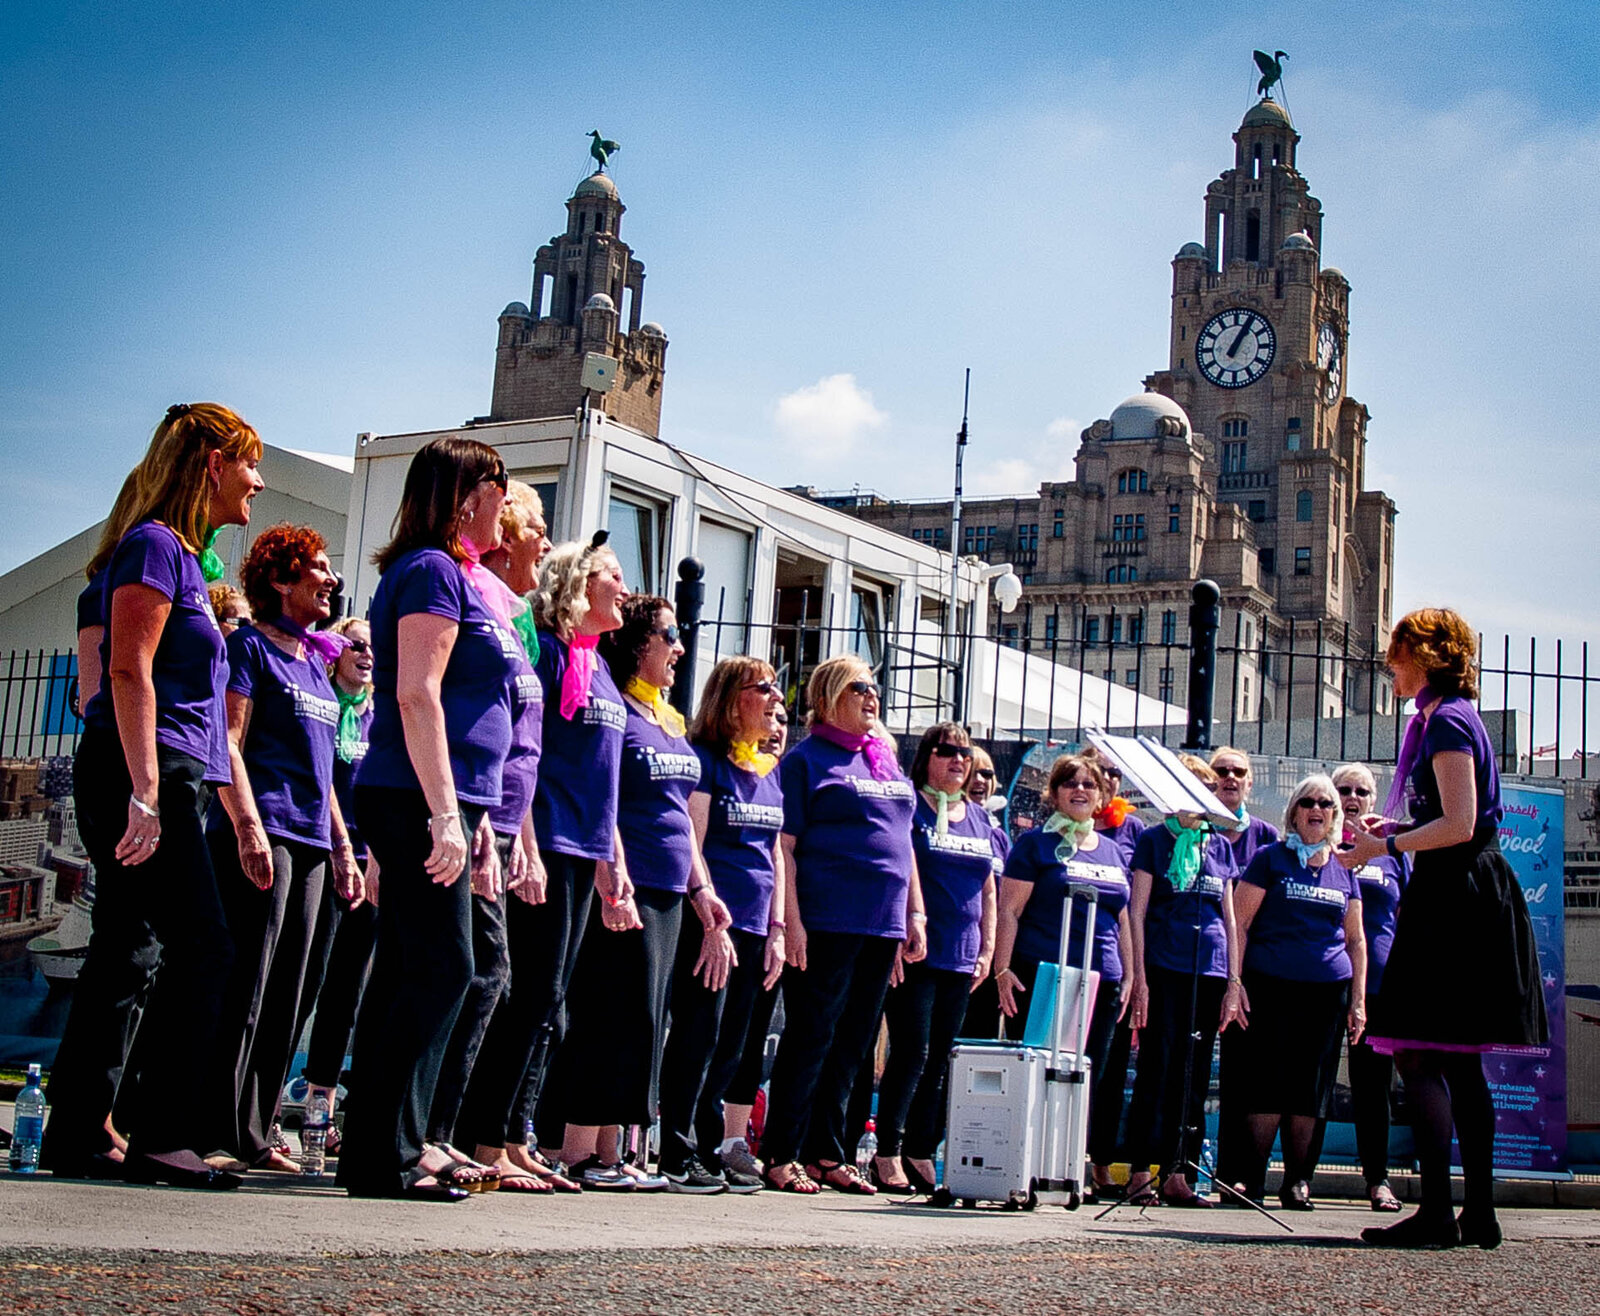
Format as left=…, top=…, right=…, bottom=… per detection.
left=0, top=649, right=83, bottom=760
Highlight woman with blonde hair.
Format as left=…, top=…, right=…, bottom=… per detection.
left=759, top=654, right=926, bottom=1193
left=44, top=403, right=264, bottom=1188
left=656, top=655, right=787, bottom=1192
left=1347, top=608, right=1546, bottom=1250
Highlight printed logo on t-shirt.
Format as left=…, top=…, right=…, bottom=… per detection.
left=1354, top=864, right=1395, bottom=891
left=845, top=777, right=915, bottom=800
left=286, top=681, right=340, bottom=728
left=483, top=621, right=522, bottom=663
left=724, top=798, right=784, bottom=831
left=1062, top=860, right=1130, bottom=893
left=921, top=828, right=995, bottom=858
left=513, top=672, right=543, bottom=713
left=196, top=588, right=222, bottom=633
left=1282, top=880, right=1348, bottom=909
left=583, top=696, right=627, bottom=732
left=640, top=745, right=702, bottom=783
left=1191, top=874, right=1226, bottom=898
left=346, top=740, right=369, bottom=762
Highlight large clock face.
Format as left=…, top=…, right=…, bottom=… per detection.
left=1316, top=322, right=1343, bottom=405
left=1196, top=307, right=1276, bottom=389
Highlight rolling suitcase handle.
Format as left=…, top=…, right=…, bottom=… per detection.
left=1049, top=883, right=1099, bottom=1072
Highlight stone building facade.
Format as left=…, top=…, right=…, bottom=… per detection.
left=829, top=97, right=1398, bottom=726
left=489, top=171, right=669, bottom=436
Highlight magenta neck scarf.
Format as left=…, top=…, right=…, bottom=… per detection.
left=458, top=538, right=523, bottom=633
left=809, top=721, right=900, bottom=781
left=1382, top=685, right=1441, bottom=819
left=559, top=632, right=602, bottom=721
left=273, top=615, right=348, bottom=667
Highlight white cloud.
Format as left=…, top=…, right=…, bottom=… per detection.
left=772, top=373, right=887, bottom=455
left=965, top=417, right=1082, bottom=496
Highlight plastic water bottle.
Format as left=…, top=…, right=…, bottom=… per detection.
left=300, top=1089, right=331, bottom=1179
left=1196, top=1137, right=1214, bottom=1197
left=9, top=1064, right=45, bottom=1174
left=855, top=1118, right=878, bottom=1178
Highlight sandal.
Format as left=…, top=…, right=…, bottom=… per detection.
left=763, top=1161, right=820, bottom=1194
left=496, top=1170, right=553, bottom=1193
left=1370, top=1181, right=1402, bottom=1213
left=424, top=1144, right=500, bottom=1194
left=1125, top=1176, right=1158, bottom=1207
left=807, top=1160, right=877, bottom=1195
left=870, top=1154, right=912, bottom=1192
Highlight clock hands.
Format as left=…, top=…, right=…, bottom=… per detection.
left=1226, top=319, right=1253, bottom=361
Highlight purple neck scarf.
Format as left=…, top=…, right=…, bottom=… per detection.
left=809, top=722, right=900, bottom=781
left=274, top=615, right=349, bottom=667
left=1383, top=685, right=1440, bottom=819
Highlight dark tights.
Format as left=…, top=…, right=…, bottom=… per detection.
left=1244, top=1113, right=1319, bottom=1194
left=1398, top=1049, right=1496, bottom=1222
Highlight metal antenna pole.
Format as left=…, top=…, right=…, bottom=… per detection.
left=948, top=369, right=970, bottom=720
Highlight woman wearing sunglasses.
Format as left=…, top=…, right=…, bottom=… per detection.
left=760, top=655, right=925, bottom=1193
left=1222, top=774, right=1366, bottom=1211
left=657, top=657, right=787, bottom=1192
left=540, top=596, right=731, bottom=1189
left=1332, top=762, right=1408, bottom=1213
left=994, top=753, right=1131, bottom=1198
left=870, top=722, right=998, bottom=1192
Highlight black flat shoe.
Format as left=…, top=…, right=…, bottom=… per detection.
left=124, top=1154, right=242, bottom=1191
left=903, top=1160, right=939, bottom=1194
left=1362, top=1210, right=1459, bottom=1250
left=1457, top=1210, right=1503, bottom=1250
left=400, top=1181, right=470, bottom=1203
left=1278, top=1179, right=1314, bottom=1211
left=45, top=1152, right=125, bottom=1181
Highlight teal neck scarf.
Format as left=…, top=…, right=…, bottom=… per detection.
left=335, top=687, right=370, bottom=763
left=200, top=528, right=226, bottom=584
left=1285, top=832, right=1332, bottom=869
left=921, top=786, right=963, bottom=836
left=1163, top=815, right=1207, bottom=892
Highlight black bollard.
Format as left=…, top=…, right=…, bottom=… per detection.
left=1182, top=579, right=1220, bottom=751
left=670, top=556, right=705, bottom=719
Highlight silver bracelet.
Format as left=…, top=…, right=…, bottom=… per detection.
left=429, top=811, right=460, bottom=829
left=130, top=796, right=160, bottom=820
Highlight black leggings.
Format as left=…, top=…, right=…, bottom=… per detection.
left=725, top=980, right=780, bottom=1107
left=1124, top=965, right=1225, bottom=1177
left=427, top=883, right=511, bottom=1145
left=302, top=895, right=378, bottom=1091
left=876, top=962, right=973, bottom=1159
left=1398, top=1048, right=1496, bottom=1222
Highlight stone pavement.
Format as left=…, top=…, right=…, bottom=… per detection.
left=0, top=1174, right=1596, bottom=1313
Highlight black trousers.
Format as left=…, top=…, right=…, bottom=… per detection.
left=761, top=930, right=899, bottom=1168
left=1348, top=992, right=1396, bottom=1186
left=337, top=788, right=483, bottom=1195
left=302, top=894, right=378, bottom=1090
left=658, top=925, right=769, bottom=1171
left=538, top=886, right=683, bottom=1138
left=1095, top=1017, right=1135, bottom=1165
left=456, top=849, right=596, bottom=1150
left=207, top=827, right=328, bottom=1162
left=44, top=727, right=234, bottom=1161
left=725, top=979, right=781, bottom=1107
left=427, top=881, right=511, bottom=1145
left=1124, top=965, right=1225, bottom=1178
left=877, top=961, right=974, bottom=1159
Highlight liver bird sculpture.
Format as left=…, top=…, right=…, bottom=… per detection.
left=588, top=130, right=621, bottom=172
left=1253, top=50, right=1287, bottom=97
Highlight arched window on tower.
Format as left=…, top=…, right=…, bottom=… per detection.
left=1246, top=211, right=1261, bottom=262
left=1251, top=145, right=1261, bottom=181
left=1115, top=468, right=1149, bottom=495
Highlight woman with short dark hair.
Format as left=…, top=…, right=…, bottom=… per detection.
left=45, top=403, right=263, bottom=1189
left=1347, top=608, right=1547, bottom=1250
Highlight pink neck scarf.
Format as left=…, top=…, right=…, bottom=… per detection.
left=560, top=632, right=602, bottom=721
left=458, top=538, right=524, bottom=633
left=809, top=721, right=900, bottom=781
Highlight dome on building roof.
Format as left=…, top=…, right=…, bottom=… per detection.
left=638, top=322, right=665, bottom=337
left=1109, top=391, right=1191, bottom=441
left=1321, top=266, right=1348, bottom=284
left=1175, top=241, right=1207, bottom=259
left=1241, top=98, right=1292, bottom=130
left=574, top=172, right=618, bottom=199
left=1282, top=232, right=1316, bottom=251
left=584, top=293, right=615, bottom=312
left=500, top=301, right=531, bottom=318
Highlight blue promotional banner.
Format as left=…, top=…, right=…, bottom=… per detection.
left=1483, top=784, right=1566, bottom=1177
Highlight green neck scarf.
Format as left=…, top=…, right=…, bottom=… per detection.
left=511, top=601, right=541, bottom=666
left=1163, top=815, right=1207, bottom=892
left=335, top=687, right=370, bottom=763
left=200, top=528, right=226, bottom=584
left=1042, top=812, right=1095, bottom=863
left=920, top=786, right=964, bottom=836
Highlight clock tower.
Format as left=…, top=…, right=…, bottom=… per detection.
left=1144, top=92, right=1396, bottom=706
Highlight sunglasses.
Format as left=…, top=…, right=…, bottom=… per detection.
left=743, top=680, right=779, bottom=696
left=1336, top=784, right=1372, bottom=798
left=973, top=769, right=996, bottom=780
left=650, top=624, right=681, bottom=645
left=931, top=744, right=974, bottom=760
left=345, top=639, right=372, bottom=655
left=1058, top=778, right=1099, bottom=790
left=1213, top=765, right=1250, bottom=780
left=1298, top=798, right=1337, bottom=811
left=480, top=468, right=509, bottom=492
left=847, top=680, right=879, bottom=698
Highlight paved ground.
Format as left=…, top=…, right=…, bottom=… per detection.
left=1, top=1174, right=1596, bottom=1314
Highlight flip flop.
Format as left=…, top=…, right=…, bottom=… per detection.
left=496, top=1171, right=552, bottom=1193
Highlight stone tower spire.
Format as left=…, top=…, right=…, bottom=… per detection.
left=490, top=170, right=668, bottom=435
left=1203, top=99, right=1323, bottom=269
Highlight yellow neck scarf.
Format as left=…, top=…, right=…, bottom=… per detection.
left=730, top=740, right=779, bottom=777
left=624, top=676, right=686, bottom=737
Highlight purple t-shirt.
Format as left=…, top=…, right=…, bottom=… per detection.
left=1407, top=695, right=1503, bottom=833
left=695, top=747, right=784, bottom=936
left=781, top=735, right=916, bottom=939
left=84, top=521, right=224, bottom=766
left=530, top=631, right=626, bottom=860
left=616, top=705, right=703, bottom=893
left=489, top=651, right=544, bottom=836
left=1348, top=852, right=1407, bottom=993
left=1132, top=825, right=1237, bottom=979
left=913, top=798, right=999, bottom=974
left=987, top=815, right=1013, bottom=865
left=210, top=626, right=340, bottom=848
left=359, top=548, right=520, bottom=807
left=1226, top=813, right=1281, bottom=869
left=1238, top=842, right=1360, bottom=983
left=1097, top=814, right=1148, bottom=867
left=76, top=572, right=104, bottom=632
left=1007, top=827, right=1130, bottom=981
left=332, top=702, right=373, bottom=859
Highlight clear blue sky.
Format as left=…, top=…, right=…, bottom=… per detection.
left=3, top=1, right=1597, bottom=651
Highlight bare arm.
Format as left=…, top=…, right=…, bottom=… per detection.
left=972, top=873, right=997, bottom=991
left=992, top=876, right=1034, bottom=1017
left=1344, top=898, right=1367, bottom=1043
left=764, top=829, right=787, bottom=988
left=395, top=612, right=467, bottom=884
left=214, top=690, right=273, bottom=889
left=685, top=796, right=735, bottom=990
left=1127, top=868, right=1153, bottom=1029
left=1223, top=881, right=1262, bottom=1030
left=106, top=583, right=169, bottom=867
left=779, top=832, right=805, bottom=970
left=902, top=852, right=927, bottom=962
left=1347, top=749, right=1478, bottom=863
